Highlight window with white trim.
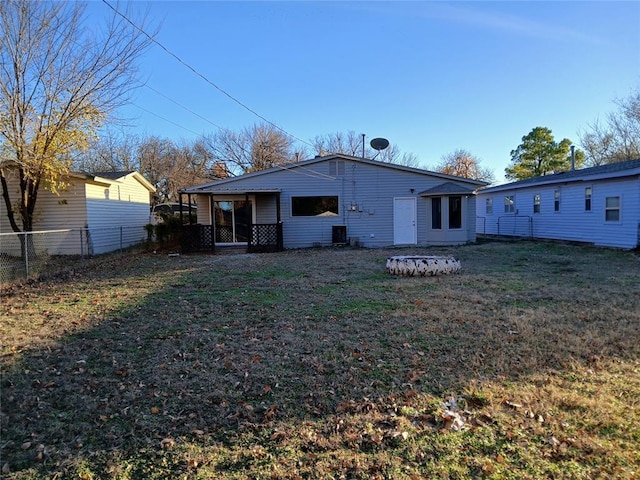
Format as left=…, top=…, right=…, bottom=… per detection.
left=431, top=197, right=442, bottom=229
left=585, top=187, right=592, bottom=211
left=449, top=196, right=462, bottom=229
left=533, top=194, right=541, bottom=214
left=504, top=195, right=515, bottom=213
left=554, top=189, right=560, bottom=212
left=485, top=198, right=493, bottom=215
left=605, top=196, right=620, bottom=222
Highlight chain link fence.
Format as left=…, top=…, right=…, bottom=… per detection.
left=0, top=226, right=149, bottom=283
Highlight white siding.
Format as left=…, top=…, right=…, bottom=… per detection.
left=85, top=176, right=152, bottom=254
left=0, top=171, right=152, bottom=255
left=0, top=174, right=88, bottom=255
left=0, top=170, right=22, bottom=233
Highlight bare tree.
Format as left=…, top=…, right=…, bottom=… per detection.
left=202, top=123, right=296, bottom=176
left=579, top=88, right=640, bottom=166
left=0, top=0, right=154, bottom=232
left=435, top=149, right=495, bottom=184
left=313, top=131, right=366, bottom=158
left=77, top=128, right=141, bottom=173
left=136, top=136, right=177, bottom=202
left=376, top=144, right=422, bottom=168
left=312, top=131, right=422, bottom=167
left=77, top=132, right=226, bottom=202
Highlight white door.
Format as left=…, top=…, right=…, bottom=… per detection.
left=393, top=197, right=417, bottom=244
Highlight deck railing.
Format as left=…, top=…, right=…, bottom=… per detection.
left=181, top=223, right=283, bottom=253
left=248, top=223, right=283, bottom=253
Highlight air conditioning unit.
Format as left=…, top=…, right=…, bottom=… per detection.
left=332, top=225, right=347, bottom=245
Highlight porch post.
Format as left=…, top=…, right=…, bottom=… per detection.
left=276, top=192, right=283, bottom=251
left=246, top=192, right=251, bottom=253
left=187, top=193, right=194, bottom=224
left=179, top=193, right=184, bottom=224
left=210, top=194, right=215, bottom=252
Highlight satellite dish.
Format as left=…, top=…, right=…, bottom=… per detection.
left=370, top=137, right=390, bottom=151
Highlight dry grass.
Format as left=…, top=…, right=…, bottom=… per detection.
left=1, top=240, right=639, bottom=479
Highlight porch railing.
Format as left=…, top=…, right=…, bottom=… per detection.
left=248, top=223, right=283, bottom=253
left=182, top=224, right=214, bottom=253
left=181, top=223, right=283, bottom=253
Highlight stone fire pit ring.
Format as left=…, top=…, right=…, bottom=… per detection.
left=386, top=255, right=461, bottom=276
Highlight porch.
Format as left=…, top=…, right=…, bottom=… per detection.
left=179, top=189, right=284, bottom=254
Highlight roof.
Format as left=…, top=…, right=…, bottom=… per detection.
left=91, top=171, right=156, bottom=193
left=91, top=171, right=135, bottom=179
left=419, top=182, right=477, bottom=196
left=183, top=154, right=487, bottom=194
left=479, top=158, right=640, bottom=194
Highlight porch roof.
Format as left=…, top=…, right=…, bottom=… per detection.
left=418, top=182, right=477, bottom=196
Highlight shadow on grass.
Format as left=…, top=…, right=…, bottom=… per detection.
left=1, top=241, right=639, bottom=478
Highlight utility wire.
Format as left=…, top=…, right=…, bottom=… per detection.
left=132, top=103, right=204, bottom=137
left=144, top=83, right=226, bottom=132
left=103, top=1, right=335, bottom=181
left=101, top=0, right=314, bottom=148
left=135, top=97, right=335, bottom=181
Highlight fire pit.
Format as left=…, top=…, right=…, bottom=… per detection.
left=386, top=255, right=461, bottom=276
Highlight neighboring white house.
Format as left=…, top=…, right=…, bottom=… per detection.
left=476, top=158, right=640, bottom=249
left=0, top=170, right=155, bottom=255
left=181, top=154, right=487, bottom=252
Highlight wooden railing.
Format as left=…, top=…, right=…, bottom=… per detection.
left=181, top=223, right=283, bottom=253
left=248, top=223, right=283, bottom=253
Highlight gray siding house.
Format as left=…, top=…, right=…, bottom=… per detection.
left=181, top=154, right=487, bottom=252
left=476, top=158, right=640, bottom=249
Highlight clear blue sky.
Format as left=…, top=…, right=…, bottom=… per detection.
left=89, top=1, right=640, bottom=184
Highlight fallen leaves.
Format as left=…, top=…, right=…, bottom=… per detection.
left=160, top=437, right=175, bottom=449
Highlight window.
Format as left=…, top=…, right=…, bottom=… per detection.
left=449, top=196, right=462, bottom=229
left=605, top=196, right=620, bottom=222
left=292, top=196, right=339, bottom=216
left=329, top=160, right=345, bottom=176
left=554, top=190, right=560, bottom=212
left=431, top=197, right=442, bottom=229
left=504, top=195, right=515, bottom=213
left=533, top=194, right=541, bottom=214
left=485, top=198, right=493, bottom=215
left=585, top=187, right=592, bottom=211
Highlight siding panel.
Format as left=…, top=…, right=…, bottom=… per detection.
left=190, top=158, right=481, bottom=248
left=477, top=177, right=640, bottom=249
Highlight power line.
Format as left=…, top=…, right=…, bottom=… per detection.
left=101, top=0, right=314, bottom=148
left=134, top=97, right=335, bottom=181
left=144, top=84, right=226, bottom=132
left=131, top=103, right=204, bottom=137
left=102, top=1, right=336, bottom=181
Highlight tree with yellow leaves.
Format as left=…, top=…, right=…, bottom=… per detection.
left=0, top=0, right=153, bottom=232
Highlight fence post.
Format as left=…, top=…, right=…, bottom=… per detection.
left=24, top=232, right=29, bottom=278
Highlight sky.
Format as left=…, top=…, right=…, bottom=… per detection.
left=88, top=1, right=640, bottom=184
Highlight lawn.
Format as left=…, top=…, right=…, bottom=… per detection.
left=1, top=240, right=639, bottom=479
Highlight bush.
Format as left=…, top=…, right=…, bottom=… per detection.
left=148, top=213, right=186, bottom=249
